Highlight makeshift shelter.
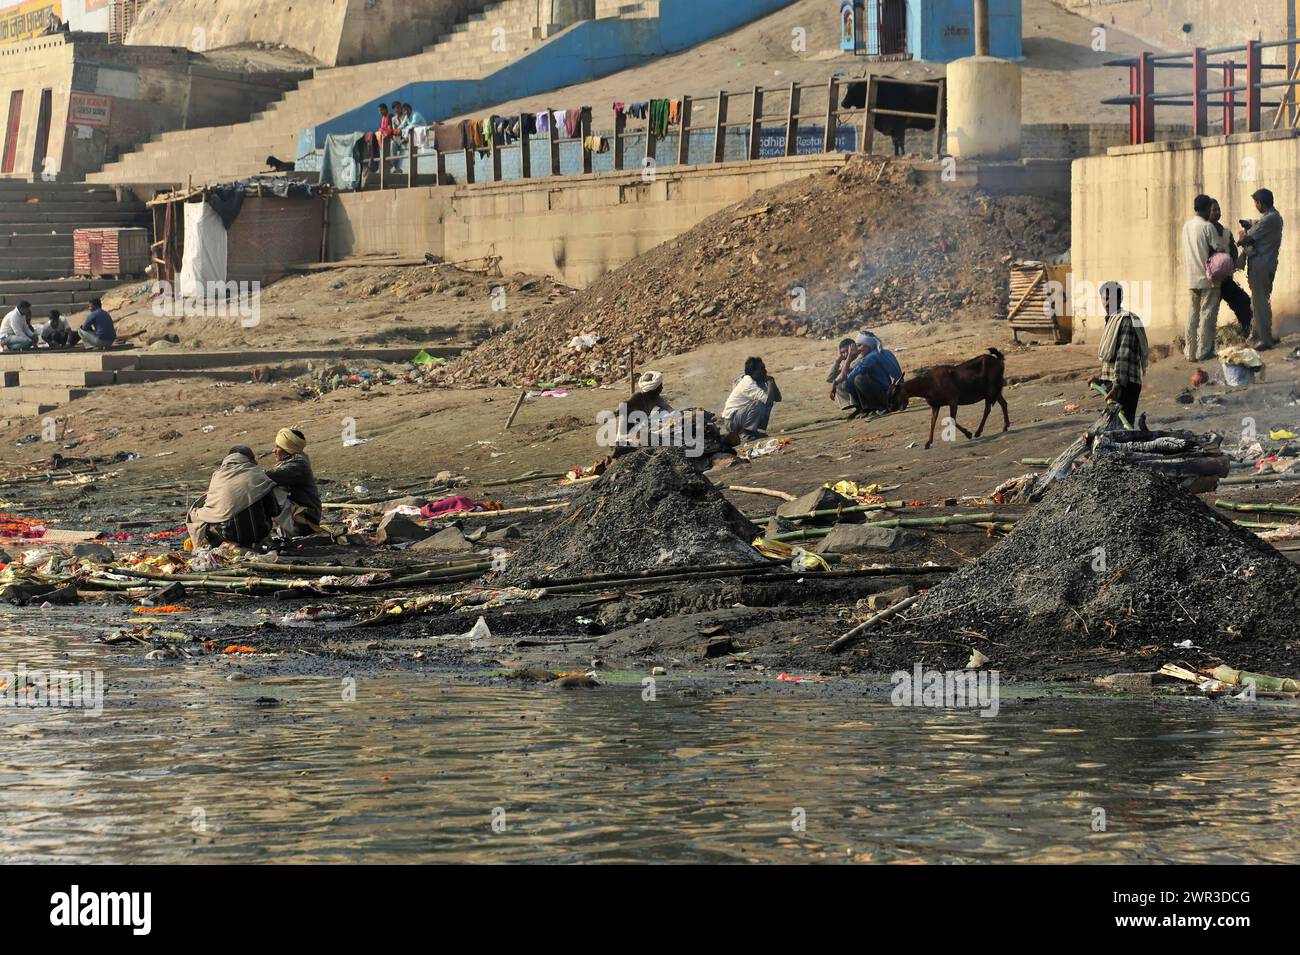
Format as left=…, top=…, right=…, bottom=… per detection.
left=148, top=176, right=329, bottom=289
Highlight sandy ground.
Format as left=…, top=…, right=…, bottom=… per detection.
left=2, top=318, right=1107, bottom=491
left=443, top=0, right=1155, bottom=128
left=99, top=261, right=568, bottom=352
left=4, top=313, right=1292, bottom=517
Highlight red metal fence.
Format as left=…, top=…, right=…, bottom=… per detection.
left=1106, top=39, right=1300, bottom=144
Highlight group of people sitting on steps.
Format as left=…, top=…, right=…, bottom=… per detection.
left=0, top=298, right=116, bottom=352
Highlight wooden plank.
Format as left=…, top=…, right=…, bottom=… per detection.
left=932, top=78, right=947, bottom=157
left=613, top=109, right=626, bottom=171
left=548, top=110, right=560, bottom=175
left=748, top=86, right=763, bottom=160
left=713, top=91, right=728, bottom=163
left=580, top=108, right=593, bottom=174
left=519, top=112, right=531, bottom=179
left=858, top=73, right=873, bottom=153
left=784, top=82, right=799, bottom=157
left=863, top=75, right=880, bottom=153
left=1006, top=269, right=1046, bottom=320
left=677, top=96, right=692, bottom=166
left=823, top=77, right=838, bottom=152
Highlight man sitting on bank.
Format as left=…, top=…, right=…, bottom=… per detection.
left=265, top=428, right=323, bottom=535
left=720, top=357, right=782, bottom=440
left=186, top=446, right=290, bottom=551
left=0, top=301, right=36, bottom=351
left=79, top=298, right=116, bottom=350
left=847, top=341, right=903, bottom=416
left=40, top=310, right=77, bottom=348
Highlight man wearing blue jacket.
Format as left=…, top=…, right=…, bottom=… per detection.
left=79, top=298, right=116, bottom=350
left=848, top=344, right=903, bottom=415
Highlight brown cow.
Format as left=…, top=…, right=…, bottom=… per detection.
left=890, top=348, right=1009, bottom=449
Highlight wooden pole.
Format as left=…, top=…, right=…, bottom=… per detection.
left=504, top=389, right=527, bottom=429
left=677, top=95, right=692, bottom=166
left=829, top=595, right=921, bottom=653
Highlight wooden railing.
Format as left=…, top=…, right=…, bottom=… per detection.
left=361, top=75, right=945, bottom=191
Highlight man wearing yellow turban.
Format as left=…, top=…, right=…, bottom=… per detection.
left=266, top=428, right=323, bottom=535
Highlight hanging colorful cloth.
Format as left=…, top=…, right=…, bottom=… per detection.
left=649, top=99, right=670, bottom=138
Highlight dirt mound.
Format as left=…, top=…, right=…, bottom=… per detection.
left=499, top=448, right=761, bottom=582
left=449, top=156, right=1068, bottom=385
left=910, top=457, right=1300, bottom=675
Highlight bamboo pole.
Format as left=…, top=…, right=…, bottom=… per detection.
left=1220, top=471, right=1300, bottom=485
left=829, top=594, right=922, bottom=653
left=481, top=470, right=569, bottom=487
left=1215, top=500, right=1300, bottom=516
left=538, top=566, right=952, bottom=597
left=767, top=500, right=907, bottom=522
left=768, top=513, right=1013, bottom=541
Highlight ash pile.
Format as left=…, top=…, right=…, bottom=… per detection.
left=911, top=458, right=1300, bottom=671
left=498, top=448, right=761, bottom=583
left=1002, top=418, right=1230, bottom=504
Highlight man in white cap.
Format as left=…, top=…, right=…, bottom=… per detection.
left=830, top=331, right=880, bottom=405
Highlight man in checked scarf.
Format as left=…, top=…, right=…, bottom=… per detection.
left=1092, top=281, right=1149, bottom=426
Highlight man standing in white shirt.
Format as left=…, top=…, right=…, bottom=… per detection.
left=1181, top=193, right=1221, bottom=362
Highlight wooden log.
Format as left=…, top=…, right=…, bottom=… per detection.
left=727, top=485, right=797, bottom=501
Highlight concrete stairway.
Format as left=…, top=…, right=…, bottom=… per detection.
left=0, top=279, right=123, bottom=321
left=86, top=0, right=660, bottom=188
left=0, top=182, right=149, bottom=280
left=0, top=345, right=466, bottom=421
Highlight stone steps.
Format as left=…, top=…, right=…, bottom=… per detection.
left=86, top=0, right=575, bottom=186
left=0, top=183, right=149, bottom=279
left=0, top=344, right=469, bottom=420
left=0, top=279, right=124, bottom=317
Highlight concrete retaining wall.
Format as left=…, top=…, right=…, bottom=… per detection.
left=329, top=152, right=845, bottom=285
left=1071, top=129, right=1300, bottom=345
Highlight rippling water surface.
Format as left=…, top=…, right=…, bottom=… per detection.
left=3, top=608, right=1298, bottom=863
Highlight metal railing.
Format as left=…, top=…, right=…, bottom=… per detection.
left=361, top=74, right=945, bottom=191
left=1104, top=38, right=1300, bottom=144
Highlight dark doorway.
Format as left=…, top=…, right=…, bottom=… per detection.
left=2, top=90, right=23, bottom=175
left=32, top=88, right=53, bottom=177
left=867, top=0, right=910, bottom=60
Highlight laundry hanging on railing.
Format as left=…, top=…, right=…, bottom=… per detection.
left=648, top=99, right=671, bottom=137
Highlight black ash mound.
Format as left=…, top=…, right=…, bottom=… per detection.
left=500, top=448, right=761, bottom=582
left=910, top=457, right=1300, bottom=674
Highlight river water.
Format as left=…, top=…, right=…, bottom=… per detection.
left=2, top=607, right=1298, bottom=863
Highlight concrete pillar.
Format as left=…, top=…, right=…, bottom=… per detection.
left=945, top=56, right=1022, bottom=160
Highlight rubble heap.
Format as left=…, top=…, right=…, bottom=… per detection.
left=448, top=156, right=1069, bottom=385
left=910, top=457, right=1300, bottom=675
left=499, top=448, right=761, bottom=582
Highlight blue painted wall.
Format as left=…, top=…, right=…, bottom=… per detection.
left=300, top=0, right=800, bottom=158
left=918, top=0, right=1022, bottom=62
